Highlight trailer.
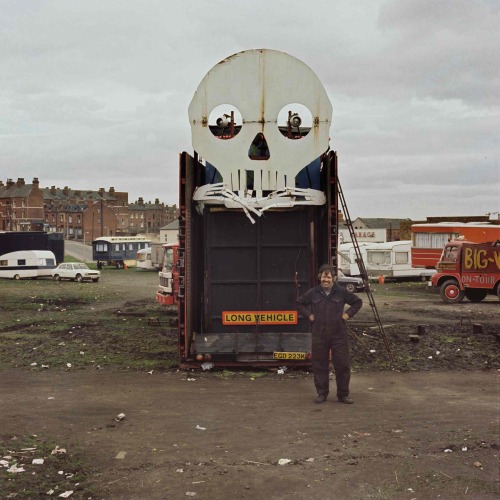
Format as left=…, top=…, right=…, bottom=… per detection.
left=0, top=250, right=56, bottom=279
left=338, top=242, right=371, bottom=276
left=0, top=231, right=64, bottom=264
left=365, top=241, right=436, bottom=280
left=176, top=49, right=338, bottom=368
left=411, top=222, right=500, bottom=269
left=136, top=247, right=155, bottom=270
left=150, top=242, right=165, bottom=270
left=92, top=236, right=150, bottom=268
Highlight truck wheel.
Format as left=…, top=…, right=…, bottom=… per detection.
left=440, top=280, right=465, bottom=303
left=465, top=289, right=487, bottom=302
left=76, top=274, right=83, bottom=282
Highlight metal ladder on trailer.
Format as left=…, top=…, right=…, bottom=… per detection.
left=336, top=178, right=393, bottom=358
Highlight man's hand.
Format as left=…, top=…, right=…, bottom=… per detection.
left=342, top=313, right=350, bottom=321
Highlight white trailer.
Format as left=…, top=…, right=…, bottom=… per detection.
left=135, top=247, right=155, bottom=270
left=150, top=242, right=164, bottom=271
left=338, top=242, right=370, bottom=276
left=0, top=250, right=57, bottom=280
left=364, top=241, right=436, bottom=280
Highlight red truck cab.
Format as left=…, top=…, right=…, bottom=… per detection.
left=431, top=239, right=500, bottom=303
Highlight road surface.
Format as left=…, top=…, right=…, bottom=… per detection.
left=64, top=240, right=93, bottom=262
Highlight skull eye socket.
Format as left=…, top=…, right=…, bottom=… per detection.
left=277, top=103, right=313, bottom=139
left=208, top=104, right=243, bottom=139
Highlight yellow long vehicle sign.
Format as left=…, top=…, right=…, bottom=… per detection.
left=222, top=311, right=298, bottom=325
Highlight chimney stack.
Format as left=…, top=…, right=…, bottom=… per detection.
left=16, top=178, right=25, bottom=187
left=6, top=179, right=14, bottom=188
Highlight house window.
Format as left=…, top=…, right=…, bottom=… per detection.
left=77, top=215, right=81, bottom=224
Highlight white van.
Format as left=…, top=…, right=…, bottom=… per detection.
left=0, top=250, right=57, bottom=280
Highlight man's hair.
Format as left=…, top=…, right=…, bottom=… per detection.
left=317, top=264, right=335, bottom=280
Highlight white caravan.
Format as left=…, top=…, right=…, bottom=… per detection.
left=136, top=247, right=155, bottom=270
left=338, top=242, right=371, bottom=276
left=364, top=241, right=436, bottom=280
left=0, top=250, right=57, bottom=279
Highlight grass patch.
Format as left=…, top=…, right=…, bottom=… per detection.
left=0, top=434, right=96, bottom=499
left=0, top=276, right=178, bottom=371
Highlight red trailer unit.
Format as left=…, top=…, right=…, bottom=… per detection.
left=411, top=222, right=500, bottom=269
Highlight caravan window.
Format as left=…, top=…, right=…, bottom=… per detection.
left=17, top=259, right=26, bottom=265
left=395, top=252, right=409, bottom=264
left=414, top=232, right=460, bottom=248
left=0, top=260, right=7, bottom=266
left=367, top=251, right=390, bottom=265
left=96, top=243, right=108, bottom=252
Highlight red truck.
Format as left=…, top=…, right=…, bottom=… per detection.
left=155, top=243, right=179, bottom=306
left=431, top=240, right=500, bottom=303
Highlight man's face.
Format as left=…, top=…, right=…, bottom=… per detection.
left=320, top=271, right=334, bottom=290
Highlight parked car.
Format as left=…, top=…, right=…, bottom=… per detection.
left=337, top=270, right=366, bottom=293
left=52, top=263, right=100, bottom=282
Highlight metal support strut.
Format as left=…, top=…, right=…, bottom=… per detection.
left=336, top=178, right=393, bottom=359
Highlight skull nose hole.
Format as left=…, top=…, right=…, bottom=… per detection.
left=248, top=133, right=270, bottom=160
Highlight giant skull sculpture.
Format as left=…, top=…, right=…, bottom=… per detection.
left=188, top=49, right=333, bottom=193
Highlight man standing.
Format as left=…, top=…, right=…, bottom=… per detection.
left=296, top=264, right=362, bottom=404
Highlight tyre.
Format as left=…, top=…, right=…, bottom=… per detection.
left=440, top=280, right=465, bottom=303
left=76, top=274, right=83, bottom=282
left=465, top=289, right=487, bottom=302
left=53, top=274, right=61, bottom=281
left=92, top=278, right=99, bottom=282
left=13, top=274, right=20, bottom=280
left=345, top=283, right=356, bottom=293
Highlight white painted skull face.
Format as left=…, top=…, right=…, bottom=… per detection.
left=188, top=49, right=333, bottom=191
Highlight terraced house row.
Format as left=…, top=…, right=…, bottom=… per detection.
left=0, top=177, right=177, bottom=240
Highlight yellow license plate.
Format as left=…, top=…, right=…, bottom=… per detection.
left=273, top=352, right=306, bottom=360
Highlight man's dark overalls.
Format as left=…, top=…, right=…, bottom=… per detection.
left=297, top=283, right=362, bottom=398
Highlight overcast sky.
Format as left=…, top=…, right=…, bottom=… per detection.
left=1, top=0, right=498, bottom=219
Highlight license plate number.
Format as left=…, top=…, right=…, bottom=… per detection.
left=273, top=352, right=306, bottom=360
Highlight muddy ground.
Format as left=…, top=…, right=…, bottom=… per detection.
left=0, top=270, right=498, bottom=499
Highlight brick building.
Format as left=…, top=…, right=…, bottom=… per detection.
left=0, top=178, right=44, bottom=231
left=0, top=177, right=177, bottom=241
